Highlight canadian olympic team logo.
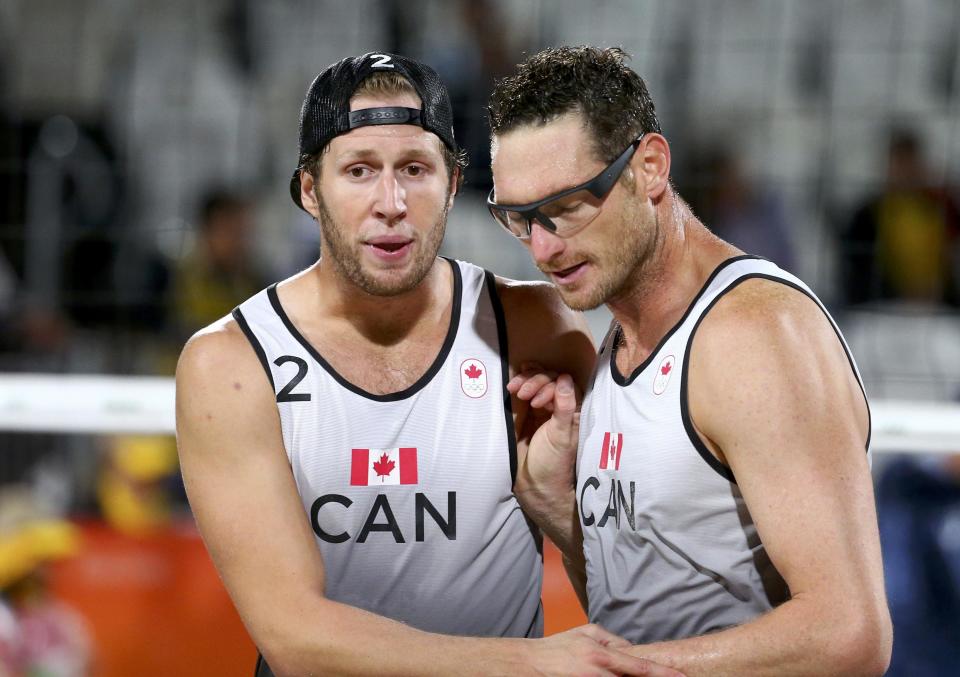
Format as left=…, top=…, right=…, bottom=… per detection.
left=460, top=358, right=488, bottom=398
left=653, top=354, right=675, bottom=395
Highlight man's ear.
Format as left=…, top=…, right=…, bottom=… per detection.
left=631, top=133, right=671, bottom=200
left=299, top=170, right=322, bottom=220
left=446, top=166, right=461, bottom=209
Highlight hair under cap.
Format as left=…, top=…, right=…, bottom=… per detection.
left=290, top=52, right=459, bottom=210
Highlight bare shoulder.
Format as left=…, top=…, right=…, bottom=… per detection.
left=693, top=277, right=861, bottom=385
left=697, top=277, right=834, bottom=351
left=494, top=276, right=563, bottom=308
left=690, top=277, right=868, bottom=457
left=178, top=315, right=264, bottom=387
left=493, top=275, right=596, bottom=388
left=175, top=314, right=277, bottom=443
left=494, top=276, right=591, bottom=336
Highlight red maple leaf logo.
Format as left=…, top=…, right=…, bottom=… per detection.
left=661, top=361, right=672, bottom=376
left=464, top=363, right=483, bottom=380
left=372, top=453, right=395, bottom=481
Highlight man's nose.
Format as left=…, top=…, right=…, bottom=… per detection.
left=373, top=171, right=407, bottom=224
left=528, top=221, right=566, bottom=264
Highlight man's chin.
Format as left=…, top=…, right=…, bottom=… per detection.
left=353, top=259, right=434, bottom=297
left=355, top=273, right=416, bottom=297
left=555, top=283, right=607, bottom=312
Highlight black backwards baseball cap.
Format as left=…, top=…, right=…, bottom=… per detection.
left=290, top=51, right=459, bottom=211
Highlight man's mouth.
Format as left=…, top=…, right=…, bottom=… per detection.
left=546, top=261, right=588, bottom=284
left=365, top=236, right=413, bottom=259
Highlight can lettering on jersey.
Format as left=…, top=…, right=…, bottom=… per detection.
left=310, top=491, right=456, bottom=544
left=579, top=477, right=636, bottom=530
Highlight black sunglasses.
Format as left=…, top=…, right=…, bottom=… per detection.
left=487, top=135, right=644, bottom=240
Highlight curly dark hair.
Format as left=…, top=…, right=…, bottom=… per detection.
left=488, top=46, right=662, bottom=163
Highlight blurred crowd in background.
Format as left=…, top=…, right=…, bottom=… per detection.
left=1, top=1, right=960, bottom=675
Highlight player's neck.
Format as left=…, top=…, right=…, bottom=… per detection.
left=315, top=257, right=450, bottom=345
left=607, top=209, right=734, bottom=364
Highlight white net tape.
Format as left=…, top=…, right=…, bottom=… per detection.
left=0, top=374, right=175, bottom=435
left=0, top=373, right=957, bottom=454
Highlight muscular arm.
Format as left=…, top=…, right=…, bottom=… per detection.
left=497, top=279, right=597, bottom=603
left=177, top=318, right=666, bottom=677
left=627, top=280, right=892, bottom=676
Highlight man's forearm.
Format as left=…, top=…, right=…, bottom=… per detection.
left=514, top=465, right=580, bottom=559
left=513, top=471, right=588, bottom=607
left=626, top=596, right=890, bottom=677
left=262, top=595, right=680, bottom=677
left=261, top=596, right=528, bottom=677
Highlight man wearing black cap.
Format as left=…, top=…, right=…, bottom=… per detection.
left=175, top=52, right=679, bottom=676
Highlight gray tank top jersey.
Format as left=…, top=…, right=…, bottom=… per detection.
left=232, top=258, right=543, bottom=639
left=576, top=255, right=870, bottom=643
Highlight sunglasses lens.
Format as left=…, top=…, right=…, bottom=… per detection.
left=488, top=142, right=632, bottom=240
left=492, top=207, right=531, bottom=238
left=537, top=189, right=604, bottom=234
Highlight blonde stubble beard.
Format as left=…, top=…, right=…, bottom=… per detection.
left=314, top=188, right=451, bottom=298
left=551, top=190, right=663, bottom=312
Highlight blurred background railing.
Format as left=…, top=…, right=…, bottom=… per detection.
left=1, top=1, right=959, bottom=675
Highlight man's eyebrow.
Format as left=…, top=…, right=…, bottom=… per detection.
left=334, top=148, right=377, bottom=162
left=399, top=147, right=442, bottom=163
left=494, top=179, right=588, bottom=206
left=333, top=146, right=442, bottom=164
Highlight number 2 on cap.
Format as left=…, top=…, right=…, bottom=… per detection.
left=369, top=54, right=394, bottom=69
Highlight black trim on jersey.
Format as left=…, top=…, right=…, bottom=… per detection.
left=266, top=257, right=463, bottom=402
left=485, top=269, right=519, bottom=486
left=232, top=307, right=277, bottom=392
left=610, top=255, right=764, bottom=386
left=679, top=273, right=873, bottom=484
left=254, top=652, right=272, bottom=677
left=524, top=599, right=545, bottom=638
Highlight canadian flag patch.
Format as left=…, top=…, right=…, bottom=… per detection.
left=653, top=354, right=675, bottom=395
left=350, top=448, right=418, bottom=486
left=598, top=432, right=624, bottom=471
left=460, top=358, right=487, bottom=398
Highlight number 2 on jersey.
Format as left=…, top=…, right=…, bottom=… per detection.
left=274, top=355, right=311, bottom=402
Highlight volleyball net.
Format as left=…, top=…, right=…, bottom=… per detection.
left=1, top=372, right=958, bottom=454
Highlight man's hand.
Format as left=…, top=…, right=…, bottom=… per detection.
left=525, top=624, right=685, bottom=677
left=509, top=365, right=591, bottom=605
left=508, top=364, right=581, bottom=485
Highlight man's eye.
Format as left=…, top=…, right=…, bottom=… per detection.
left=544, top=201, right=583, bottom=217
left=406, top=165, right=425, bottom=177
left=348, top=167, right=370, bottom=178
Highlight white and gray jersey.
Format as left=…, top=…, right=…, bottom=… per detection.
left=233, top=258, right=543, bottom=642
left=576, top=255, right=870, bottom=643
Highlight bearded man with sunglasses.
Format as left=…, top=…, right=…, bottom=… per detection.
left=488, top=46, right=892, bottom=676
